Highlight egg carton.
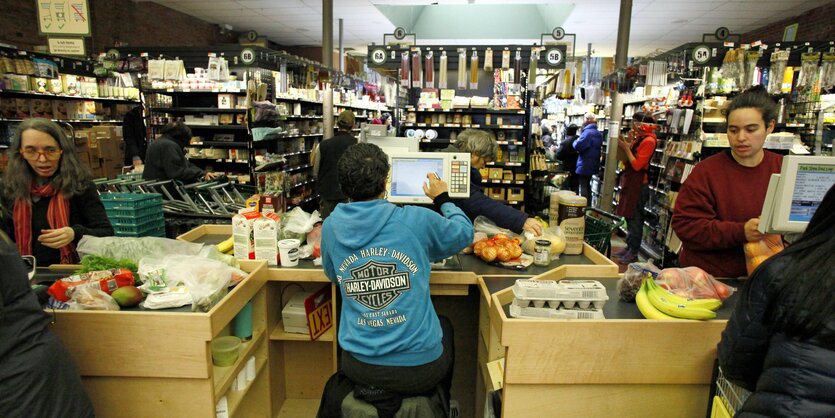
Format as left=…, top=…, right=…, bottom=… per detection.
left=509, top=303, right=605, bottom=320
left=512, top=279, right=609, bottom=305
left=512, top=298, right=606, bottom=310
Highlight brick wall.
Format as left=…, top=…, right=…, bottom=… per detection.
left=0, top=0, right=236, bottom=54
left=742, top=2, right=835, bottom=43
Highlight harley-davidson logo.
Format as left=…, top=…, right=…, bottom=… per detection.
left=344, top=260, right=411, bottom=310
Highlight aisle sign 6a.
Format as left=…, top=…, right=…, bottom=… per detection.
left=370, top=48, right=387, bottom=65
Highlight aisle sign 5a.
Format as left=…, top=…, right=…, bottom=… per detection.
left=692, top=44, right=712, bottom=65
left=37, top=0, right=91, bottom=36
left=543, top=45, right=567, bottom=68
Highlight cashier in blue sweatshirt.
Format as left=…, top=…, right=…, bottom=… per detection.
left=321, top=143, right=473, bottom=410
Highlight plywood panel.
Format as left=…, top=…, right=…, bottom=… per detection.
left=502, top=384, right=709, bottom=418
left=81, top=376, right=214, bottom=418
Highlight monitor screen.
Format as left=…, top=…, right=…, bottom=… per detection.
left=789, top=163, right=835, bottom=222
left=759, top=156, right=835, bottom=234
left=390, top=157, right=444, bottom=198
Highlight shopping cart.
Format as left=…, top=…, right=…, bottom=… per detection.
left=583, top=208, right=625, bottom=257
left=710, top=367, right=751, bottom=418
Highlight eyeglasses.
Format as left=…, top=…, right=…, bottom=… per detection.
left=20, top=147, right=63, bottom=161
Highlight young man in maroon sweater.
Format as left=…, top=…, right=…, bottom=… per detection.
left=672, top=87, right=783, bottom=278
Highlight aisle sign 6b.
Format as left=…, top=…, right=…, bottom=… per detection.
left=240, top=48, right=256, bottom=65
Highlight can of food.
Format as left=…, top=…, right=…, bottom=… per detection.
left=533, top=239, right=552, bottom=266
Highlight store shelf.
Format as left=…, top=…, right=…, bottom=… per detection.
left=190, top=158, right=250, bottom=164
left=144, top=88, right=246, bottom=94
left=270, top=320, right=334, bottom=342
left=213, top=330, right=266, bottom=398
left=404, top=107, right=525, bottom=115
left=0, top=118, right=124, bottom=124
left=288, top=179, right=316, bottom=189
left=0, top=89, right=139, bottom=103
left=150, top=107, right=247, bottom=114
left=277, top=150, right=312, bottom=158
left=485, top=161, right=524, bottom=167
left=481, top=179, right=525, bottom=186
left=225, top=355, right=268, bottom=418
left=281, top=115, right=323, bottom=120
left=187, top=141, right=249, bottom=148
left=251, top=134, right=323, bottom=146
left=155, top=124, right=247, bottom=131
left=287, top=194, right=320, bottom=209
left=285, top=164, right=313, bottom=172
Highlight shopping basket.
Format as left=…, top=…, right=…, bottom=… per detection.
left=711, top=367, right=751, bottom=417
left=583, top=208, right=625, bottom=257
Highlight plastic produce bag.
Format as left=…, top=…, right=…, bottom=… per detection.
left=617, top=261, right=661, bottom=302
left=78, top=236, right=237, bottom=267
left=473, top=215, right=514, bottom=238
left=657, top=266, right=735, bottom=301
left=279, top=207, right=321, bottom=241
left=67, top=287, right=120, bottom=311
left=302, top=224, right=322, bottom=259
left=520, top=226, right=566, bottom=259
left=138, top=255, right=246, bottom=312
left=744, top=234, right=784, bottom=276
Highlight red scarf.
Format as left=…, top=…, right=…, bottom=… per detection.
left=13, top=183, right=79, bottom=264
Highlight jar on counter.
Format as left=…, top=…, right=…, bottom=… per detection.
left=533, top=239, right=552, bottom=266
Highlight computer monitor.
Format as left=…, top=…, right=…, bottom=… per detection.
left=366, top=136, right=419, bottom=154
left=759, top=155, right=835, bottom=234
left=360, top=123, right=389, bottom=141
left=386, top=151, right=471, bottom=204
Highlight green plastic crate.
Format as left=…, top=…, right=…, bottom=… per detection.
left=100, top=193, right=163, bottom=211
left=112, top=218, right=166, bottom=237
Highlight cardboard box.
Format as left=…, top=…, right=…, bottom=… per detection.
left=52, top=100, right=69, bottom=119
left=508, top=188, right=524, bottom=202
left=478, top=167, right=489, bottom=179
left=515, top=173, right=526, bottom=182
left=488, top=188, right=505, bottom=201
left=503, top=170, right=514, bottom=181
left=488, top=168, right=503, bottom=180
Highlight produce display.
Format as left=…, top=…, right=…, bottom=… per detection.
left=636, top=277, right=722, bottom=320
left=473, top=234, right=523, bottom=263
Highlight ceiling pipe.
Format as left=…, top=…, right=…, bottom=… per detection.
left=600, top=0, right=632, bottom=212
left=323, top=0, right=334, bottom=139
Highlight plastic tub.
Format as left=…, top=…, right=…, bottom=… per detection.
left=211, top=336, right=242, bottom=367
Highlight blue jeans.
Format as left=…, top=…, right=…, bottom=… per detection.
left=626, top=184, right=650, bottom=252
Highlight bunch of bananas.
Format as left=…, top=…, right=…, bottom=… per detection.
left=216, top=236, right=234, bottom=254
left=636, top=277, right=721, bottom=320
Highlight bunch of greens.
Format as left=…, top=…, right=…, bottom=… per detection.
left=77, top=255, right=139, bottom=277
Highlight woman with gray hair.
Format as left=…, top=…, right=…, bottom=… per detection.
left=1, top=118, right=113, bottom=265
left=442, top=129, right=543, bottom=236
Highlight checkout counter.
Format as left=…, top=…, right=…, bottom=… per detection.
left=39, top=224, right=736, bottom=418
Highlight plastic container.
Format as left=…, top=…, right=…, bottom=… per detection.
left=211, top=336, right=242, bottom=367
left=278, top=239, right=300, bottom=267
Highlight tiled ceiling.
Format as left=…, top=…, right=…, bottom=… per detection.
left=149, top=0, right=830, bottom=58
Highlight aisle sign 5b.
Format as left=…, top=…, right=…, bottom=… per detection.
left=544, top=45, right=567, bottom=68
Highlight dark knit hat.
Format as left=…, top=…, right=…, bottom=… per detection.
left=337, top=110, right=355, bottom=130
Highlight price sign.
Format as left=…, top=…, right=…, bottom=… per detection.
left=692, top=44, right=712, bottom=65
left=370, top=47, right=387, bottom=65
left=552, top=27, right=565, bottom=40
left=715, top=27, right=730, bottom=41
left=393, top=27, right=407, bottom=40
left=240, top=48, right=256, bottom=65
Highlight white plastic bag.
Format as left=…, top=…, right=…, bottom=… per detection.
left=473, top=215, right=514, bottom=237
left=78, top=236, right=238, bottom=267
left=279, top=207, right=321, bottom=241
left=138, top=255, right=245, bottom=312
left=67, top=287, right=120, bottom=311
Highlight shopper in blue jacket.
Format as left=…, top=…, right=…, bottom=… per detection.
left=572, top=112, right=603, bottom=202
left=444, top=129, right=542, bottom=236
left=319, top=143, right=473, bottom=416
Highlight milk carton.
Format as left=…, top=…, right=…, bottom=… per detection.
left=232, top=208, right=261, bottom=260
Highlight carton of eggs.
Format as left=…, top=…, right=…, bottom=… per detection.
left=509, top=279, right=609, bottom=320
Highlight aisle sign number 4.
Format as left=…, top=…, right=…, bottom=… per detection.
left=37, top=0, right=91, bottom=36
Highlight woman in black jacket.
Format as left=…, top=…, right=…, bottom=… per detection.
left=718, top=183, right=835, bottom=417
left=143, top=120, right=216, bottom=183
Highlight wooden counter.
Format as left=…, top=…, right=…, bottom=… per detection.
left=46, top=260, right=270, bottom=418
left=479, top=270, right=739, bottom=418
left=176, top=224, right=618, bottom=417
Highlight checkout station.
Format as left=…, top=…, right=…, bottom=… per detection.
left=28, top=155, right=835, bottom=418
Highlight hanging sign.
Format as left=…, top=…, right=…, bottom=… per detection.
left=543, top=45, right=567, bottom=68
left=240, top=48, right=256, bottom=65
left=47, top=37, right=86, bottom=56
left=692, top=44, right=712, bottom=65
left=369, top=47, right=387, bottom=65
left=37, top=0, right=91, bottom=36
left=715, top=27, right=730, bottom=41
left=552, top=27, right=566, bottom=40
left=393, top=27, right=407, bottom=40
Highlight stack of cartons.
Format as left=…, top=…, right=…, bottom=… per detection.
left=75, top=126, right=125, bottom=178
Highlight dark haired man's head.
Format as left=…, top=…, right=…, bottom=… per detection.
left=338, top=143, right=390, bottom=201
